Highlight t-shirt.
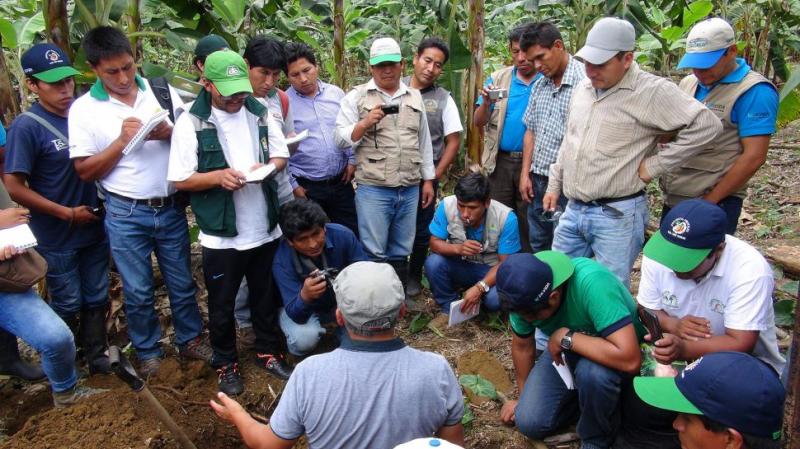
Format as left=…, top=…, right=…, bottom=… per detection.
left=510, top=257, right=646, bottom=340
left=0, top=125, right=6, bottom=146
left=429, top=201, right=521, bottom=255
left=637, top=235, right=784, bottom=374
left=4, top=103, right=105, bottom=250
left=476, top=68, right=541, bottom=152
left=269, top=336, right=463, bottom=449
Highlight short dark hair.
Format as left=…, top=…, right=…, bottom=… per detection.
left=279, top=199, right=328, bottom=240
left=508, top=22, right=536, bottom=44
left=244, top=36, right=287, bottom=73
left=454, top=173, right=491, bottom=203
left=417, top=37, right=450, bottom=63
left=285, top=42, right=317, bottom=67
left=519, top=22, right=563, bottom=51
left=698, top=415, right=780, bottom=449
left=82, top=26, right=133, bottom=66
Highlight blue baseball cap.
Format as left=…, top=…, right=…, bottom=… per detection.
left=677, top=18, right=736, bottom=70
left=634, top=351, right=784, bottom=439
left=643, top=199, right=726, bottom=272
left=21, top=43, right=81, bottom=83
left=496, top=251, right=574, bottom=312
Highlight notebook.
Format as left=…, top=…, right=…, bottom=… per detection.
left=121, top=109, right=171, bottom=155
left=285, top=129, right=309, bottom=146
left=245, top=164, right=277, bottom=183
left=0, top=224, right=38, bottom=250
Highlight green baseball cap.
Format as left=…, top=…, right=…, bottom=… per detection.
left=194, top=34, right=229, bottom=62
left=203, top=50, right=253, bottom=97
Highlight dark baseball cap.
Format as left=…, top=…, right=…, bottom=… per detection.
left=634, top=351, right=785, bottom=439
left=496, top=251, right=574, bottom=312
left=644, top=199, right=727, bottom=273
left=194, top=34, right=229, bottom=62
left=21, top=43, right=81, bottom=83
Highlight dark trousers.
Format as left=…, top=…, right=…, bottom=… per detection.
left=527, top=173, right=568, bottom=253
left=661, top=195, right=743, bottom=235
left=203, top=240, right=284, bottom=367
left=489, top=152, right=531, bottom=252
left=297, top=176, right=358, bottom=236
left=413, top=179, right=438, bottom=249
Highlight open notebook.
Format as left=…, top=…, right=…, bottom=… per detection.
left=0, top=224, right=38, bottom=250
left=121, top=109, right=170, bottom=155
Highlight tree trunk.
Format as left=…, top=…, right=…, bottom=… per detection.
left=465, top=0, right=484, bottom=166
left=0, top=37, right=20, bottom=126
left=128, top=0, right=143, bottom=62
left=333, top=0, right=345, bottom=89
left=43, top=0, right=74, bottom=60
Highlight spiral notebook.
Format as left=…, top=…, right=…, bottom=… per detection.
left=0, top=224, right=38, bottom=250
left=121, top=109, right=170, bottom=155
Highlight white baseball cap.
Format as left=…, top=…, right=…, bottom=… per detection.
left=333, top=261, right=404, bottom=332
left=393, top=438, right=465, bottom=449
left=369, top=37, right=402, bottom=65
left=678, top=18, right=735, bottom=69
left=576, top=17, right=636, bottom=65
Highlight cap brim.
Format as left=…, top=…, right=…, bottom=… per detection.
left=369, top=54, right=402, bottom=65
left=33, top=66, right=81, bottom=83
left=634, top=377, right=704, bottom=415
left=211, top=78, right=253, bottom=97
left=677, top=48, right=727, bottom=70
left=534, top=251, right=574, bottom=289
left=643, top=232, right=711, bottom=273
left=575, top=46, right=619, bottom=65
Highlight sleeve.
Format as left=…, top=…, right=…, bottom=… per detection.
left=636, top=256, right=665, bottom=310
left=730, top=83, right=778, bottom=137
left=497, top=212, right=521, bottom=255
left=4, top=118, right=37, bottom=175
left=166, top=112, right=200, bottom=182
left=522, top=84, right=537, bottom=131
left=68, top=100, right=102, bottom=159
left=582, top=273, right=637, bottom=336
left=334, top=89, right=362, bottom=148
left=439, top=358, right=465, bottom=426
left=546, top=145, right=564, bottom=195
left=724, top=274, right=774, bottom=331
left=282, top=100, right=296, bottom=135
left=441, top=96, right=464, bottom=135
left=346, top=229, right=370, bottom=263
left=272, top=245, right=314, bottom=324
left=428, top=202, right=450, bottom=240
left=509, top=312, right=536, bottom=338
left=418, top=108, right=436, bottom=180
left=266, top=369, right=306, bottom=440
left=475, top=76, right=493, bottom=107
left=267, top=114, right=290, bottom=159
left=0, top=125, right=6, bottom=146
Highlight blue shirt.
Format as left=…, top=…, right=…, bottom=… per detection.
left=273, top=223, right=368, bottom=323
left=4, top=103, right=104, bottom=250
left=286, top=81, right=355, bottom=188
left=694, top=58, right=778, bottom=138
left=429, top=202, right=521, bottom=255
left=0, top=125, right=6, bottom=146
left=476, top=68, right=540, bottom=152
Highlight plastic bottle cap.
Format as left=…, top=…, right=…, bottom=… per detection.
left=429, top=439, right=441, bottom=447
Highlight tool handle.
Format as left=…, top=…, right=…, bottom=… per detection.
left=141, top=387, right=198, bottom=449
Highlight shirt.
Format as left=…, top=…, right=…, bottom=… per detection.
left=523, top=56, right=586, bottom=176
left=547, top=63, right=722, bottom=202
left=429, top=201, right=521, bottom=255
left=476, top=68, right=539, bottom=152
left=0, top=125, right=5, bottom=146
left=265, top=90, right=295, bottom=135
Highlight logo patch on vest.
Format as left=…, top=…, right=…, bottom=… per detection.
left=424, top=99, right=439, bottom=113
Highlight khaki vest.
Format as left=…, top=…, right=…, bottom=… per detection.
left=443, top=196, right=511, bottom=266
left=353, top=83, right=425, bottom=187
left=480, top=66, right=514, bottom=174
left=661, top=70, right=773, bottom=206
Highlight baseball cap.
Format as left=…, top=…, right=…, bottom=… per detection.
left=333, top=261, right=404, bottom=332
left=576, top=17, right=636, bottom=65
left=369, top=37, right=402, bottom=65
left=203, top=50, right=253, bottom=97
left=194, top=34, right=229, bottom=63
left=496, top=251, right=574, bottom=312
left=394, top=438, right=464, bottom=449
left=677, top=18, right=735, bottom=70
left=21, top=43, right=81, bottom=83
left=643, top=199, right=726, bottom=273
left=634, top=351, right=785, bottom=439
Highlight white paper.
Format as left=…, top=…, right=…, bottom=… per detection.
left=552, top=354, right=575, bottom=390
left=448, top=299, right=479, bottom=327
left=245, top=164, right=277, bottom=183
left=0, top=224, right=38, bottom=250
left=121, top=109, right=170, bottom=155
left=284, top=129, right=309, bottom=146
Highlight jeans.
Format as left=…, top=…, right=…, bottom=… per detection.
left=424, top=253, right=501, bottom=314
left=527, top=174, right=568, bottom=253
left=661, top=195, right=742, bottom=235
left=0, top=289, right=77, bottom=392
left=297, top=176, right=359, bottom=236
left=489, top=152, right=531, bottom=252
left=552, top=195, right=648, bottom=287
left=355, top=184, right=419, bottom=261
left=516, top=350, right=627, bottom=449
left=234, top=279, right=252, bottom=328
left=278, top=308, right=336, bottom=356
left=104, top=194, right=203, bottom=361
left=39, top=241, right=110, bottom=320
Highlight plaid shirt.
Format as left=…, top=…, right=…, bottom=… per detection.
left=522, top=56, right=586, bottom=176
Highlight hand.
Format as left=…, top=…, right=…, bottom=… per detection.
left=217, top=168, right=247, bottom=191
left=300, top=272, right=328, bottom=302
left=421, top=180, right=434, bottom=209
left=293, top=186, right=308, bottom=199
left=146, top=121, right=172, bottom=141
left=341, top=164, right=356, bottom=184
left=460, top=286, right=483, bottom=315
left=480, top=84, right=498, bottom=105
left=542, top=192, right=559, bottom=212
left=359, top=105, right=386, bottom=129
left=71, top=206, right=100, bottom=226
left=117, top=117, right=144, bottom=145
left=0, top=245, right=23, bottom=262
left=519, top=172, right=533, bottom=203
left=674, top=315, right=711, bottom=341
left=500, top=399, right=518, bottom=425
left=0, top=208, right=30, bottom=229
left=652, top=333, right=684, bottom=365
left=637, top=160, right=652, bottom=183
left=457, top=240, right=482, bottom=257
left=548, top=327, right=570, bottom=364
left=209, top=392, right=247, bottom=424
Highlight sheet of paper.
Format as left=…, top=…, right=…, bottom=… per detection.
left=448, top=299, right=479, bottom=327
left=284, top=129, right=309, bottom=146
left=0, top=224, right=38, bottom=250
left=245, top=164, right=277, bottom=183
left=121, top=109, right=170, bottom=155
left=552, top=354, right=575, bottom=390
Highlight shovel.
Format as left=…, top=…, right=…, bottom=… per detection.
left=109, top=345, right=198, bottom=449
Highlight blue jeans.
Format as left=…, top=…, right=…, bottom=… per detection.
left=39, top=241, right=110, bottom=319
left=424, top=253, right=501, bottom=314
left=552, top=195, right=648, bottom=287
left=0, top=289, right=77, bottom=392
left=516, top=350, right=626, bottom=449
left=355, top=184, right=419, bottom=261
left=527, top=174, right=568, bottom=253
left=278, top=308, right=337, bottom=356
left=104, top=194, right=203, bottom=361
left=234, top=279, right=252, bottom=328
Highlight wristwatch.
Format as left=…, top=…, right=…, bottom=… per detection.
left=476, top=280, right=490, bottom=295
left=560, top=330, right=575, bottom=351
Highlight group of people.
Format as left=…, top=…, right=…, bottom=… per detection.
left=0, top=11, right=788, bottom=449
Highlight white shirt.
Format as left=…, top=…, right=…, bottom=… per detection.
left=638, top=235, right=785, bottom=374
left=258, top=96, right=294, bottom=205
left=69, top=80, right=183, bottom=199
left=441, top=95, right=464, bottom=137
left=168, top=104, right=289, bottom=250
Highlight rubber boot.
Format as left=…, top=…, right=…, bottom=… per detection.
left=0, top=328, right=45, bottom=381
left=79, top=307, right=111, bottom=375
left=388, top=260, right=409, bottom=295
left=407, top=245, right=427, bottom=298
left=63, top=314, right=82, bottom=361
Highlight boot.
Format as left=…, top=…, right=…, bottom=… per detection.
left=63, top=314, right=82, bottom=360
left=80, top=307, right=111, bottom=375
left=407, top=245, right=427, bottom=298
left=0, top=328, right=45, bottom=381
left=388, top=259, right=409, bottom=295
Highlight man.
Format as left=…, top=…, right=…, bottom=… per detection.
left=661, top=18, right=779, bottom=234
left=474, top=22, right=539, bottom=252
left=403, top=37, right=463, bottom=297
left=496, top=251, right=644, bottom=448
left=193, top=34, right=229, bottom=74
left=0, top=124, right=5, bottom=173
left=518, top=22, right=585, bottom=253
left=210, top=261, right=465, bottom=449
left=4, top=43, right=110, bottom=375
left=335, top=37, right=435, bottom=288
left=543, top=17, right=721, bottom=287
left=635, top=351, right=784, bottom=449
left=425, top=173, right=519, bottom=315
left=272, top=199, right=367, bottom=356
left=283, top=42, right=358, bottom=234
left=168, top=50, right=293, bottom=395
left=68, top=26, right=210, bottom=376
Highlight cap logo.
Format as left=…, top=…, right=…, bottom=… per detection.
left=226, top=65, right=243, bottom=76
left=668, top=218, right=690, bottom=240
left=682, top=356, right=703, bottom=377
left=45, top=49, right=63, bottom=64
left=687, top=38, right=708, bottom=50
left=535, top=281, right=551, bottom=301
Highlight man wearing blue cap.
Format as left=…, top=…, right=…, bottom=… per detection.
left=661, top=18, right=778, bottom=235
left=635, top=351, right=784, bottom=449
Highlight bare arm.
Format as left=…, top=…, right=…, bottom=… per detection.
left=653, top=328, right=759, bottom=365
left=436, top=423, right=465, bottom=446
left=73, top=117, right=143, bottom=181
left=435, top=132, right=460, bottom=180
left=4, top=173, right=72, bottom=221
left=473, top=87, right=494, bottom=128
left=519, top=129, right=535, bottom=202
left=703, top=136, right=769, bottom=204
left=429, top=236, right=481, bottom=258
left=210, top=393, right=296, bottom=449
left=553, top=324, right=642, bottom=374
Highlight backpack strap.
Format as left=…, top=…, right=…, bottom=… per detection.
left=21, top=112, right=68, bottom=144
left=277, top=88, right=289, bottom=118
left=147, top=77, right=175, bottom=123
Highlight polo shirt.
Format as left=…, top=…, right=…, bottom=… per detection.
left=510, top=257, right=646, bottom=340
left=637, top=235, right=784, bottom=374
left=476, top=68, right=540, bottom=152
left=429, top=201, right=521, bottom=255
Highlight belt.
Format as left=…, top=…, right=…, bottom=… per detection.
left=498, top=151, right=523, bottom=160
left=573, top=190, right=644, bottom=217
left=296, top=175, right=343, bottom=186
left=105, top=190, right=175, bottom=208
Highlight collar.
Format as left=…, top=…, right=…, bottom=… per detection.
left=511, top=66, right=537, bottom=86
left=366, top=78, right=409, bottom=98
left=587, top=62, right=639, bottom=97
left=542, top=55, right=582, bottom=89
left=188, top=89, right=266, bottom=121
left=707, top=235, right=732, bottom=279
left=401, top=75, right=438, bottom=94
left=293, top=81, right=325, bottom=99
left=90, top=74, right=147, bottom=101
left=700, top=58, right=750, bottom=89
left=339, top=334, right=406, bottom=352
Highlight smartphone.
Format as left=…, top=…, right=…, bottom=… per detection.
left=381, top=104, right=400, bottom=115
left=638, top=306, right=663, bottom=341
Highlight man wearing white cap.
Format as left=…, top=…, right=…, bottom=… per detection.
left=660, top=18, right=778, bottom=235
left=543, top=17, right=721, bottom=287
left=335, top=37, right=435, bottom=291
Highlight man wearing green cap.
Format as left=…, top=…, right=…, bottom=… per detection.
left=193, top=34, right=229, bottom=74
left=168, top=49, right=293, bottom=395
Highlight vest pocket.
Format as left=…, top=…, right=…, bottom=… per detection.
left=197, top=132, right=227, bottom=171
left=359, top=154, right=387, bottom=181
left=191, top=188, right=230, bottom=234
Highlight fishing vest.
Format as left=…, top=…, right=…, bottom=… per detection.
left=480, top=66, right=514, bottom=174
left=443, top=196, right=511, bottom=266
left=401, top=76, right=451, bottom=161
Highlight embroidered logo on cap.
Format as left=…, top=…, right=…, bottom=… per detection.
left=687, top=38, right=709, bottom=50
left=226, top=65, right=243, bottom=76
left=668, top=218, right=690, bottom=240
left=45, top=49, right=62, bottom=63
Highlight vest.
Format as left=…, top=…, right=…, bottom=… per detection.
left=182, top=90, right=280, bottom=237
left=401, top=76, right=451, bottom=161
left=443, top=196, right=511, bottom=266
left=661, top=70, right=774, bottom=206
left=353, top=82, right=425, bottom=187
left=480, top=66, right=514, bottom=174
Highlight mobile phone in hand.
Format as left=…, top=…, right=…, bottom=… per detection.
left=638, top=306, right=663, bottom=341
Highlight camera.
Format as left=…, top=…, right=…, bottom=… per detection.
left=315, top=268, right=340, bottom=282
left=486, top=88, right=507, bottom=100
left=381, top=104, right=400, bottom=115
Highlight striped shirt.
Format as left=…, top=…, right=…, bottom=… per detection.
left=547, top=63, right=721, bottom=202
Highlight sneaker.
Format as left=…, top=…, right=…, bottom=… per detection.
left=53, top=384, right=106, bottom=408
left=179, top=336, right=213, bottom=362
left=216, top=363, right=244, bottom=396
left=139, top=357, right=161, bottom=378
left=237, top=327, right=256, bottom=351
left=255, top=353, right=293, bottom=380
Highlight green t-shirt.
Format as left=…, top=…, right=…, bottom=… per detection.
left=510, top=258, right=645, bottom=341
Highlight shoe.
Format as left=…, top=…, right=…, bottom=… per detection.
left=139, top=357, right=161, bottom=378
left=0, top=358, right=46, bottom=381
left=405, top=277, right=422, bottom=298
left=255, top=353, right=293, bottom=380
left=237, top=327, right=256, bottom=351
left=80, top=307, right=112, bottom=375
left=53, top=384, right=106, bottom=408
left=179, top=336, right=213, bottom=362
left=407, top=245, right=427, bottom=298
left=216, top=363, right=244, bottom=396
